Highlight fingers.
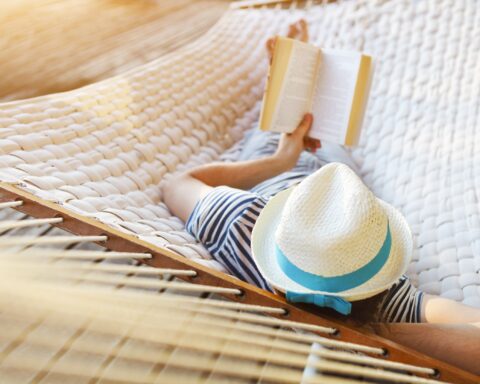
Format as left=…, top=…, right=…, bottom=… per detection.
left=293, top=113, right=313, bottom=138
left=300, top=113, right=313, bottom=133
left=266, top=37, right=275, bottom=52
left=304, top=137, right=321, bottom=152
left=266, top=37, right=277, bottom=62
left=293, top=113, right=321, bottom=153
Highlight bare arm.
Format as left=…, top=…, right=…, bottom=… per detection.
left=185, top=154, right=290, bottom=191
left=372, top=322, right=480, bottom=375
left=162, top=157, right=287, bottom=223
left=370, top=294, right=480, bottom=375
left=421, top=293, right=480, bottom=323
left=164, top=18, right=318, bottom=223
left=185, top=113, right=315, bottom=190
left=163, top=114, right=315, bottom=222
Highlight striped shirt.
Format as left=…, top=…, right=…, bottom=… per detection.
left=187, top=128, right=423, bottom=322
left=187, top=182, right=424, bottom=323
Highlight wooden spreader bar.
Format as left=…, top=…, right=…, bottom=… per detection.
left=0, top=181, right=477, bottom=384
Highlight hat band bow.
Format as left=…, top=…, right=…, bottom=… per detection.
left=286, top=291, right=352, bottom=315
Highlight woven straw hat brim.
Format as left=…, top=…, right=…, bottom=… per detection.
left=251, top=186, right=413, bottom=302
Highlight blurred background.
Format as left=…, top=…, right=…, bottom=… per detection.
left=0, top=0, right=230, bottom=102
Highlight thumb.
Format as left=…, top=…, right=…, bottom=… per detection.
left=294, top=113, right=313, bottom=137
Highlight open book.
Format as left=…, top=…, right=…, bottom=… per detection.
left=259, top=37, right=373, bottom=146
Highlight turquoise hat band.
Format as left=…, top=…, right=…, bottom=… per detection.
left=275, top=221, right=392, bottom=293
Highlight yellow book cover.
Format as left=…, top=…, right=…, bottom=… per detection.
left=259, top=37, right=373, bottom=147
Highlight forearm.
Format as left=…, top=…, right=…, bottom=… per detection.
left=164, top=113, right=313, bottom=221
left=421, top=294, right=480, bottom=323
left=372, top=322, right=480, bottom=375
left=188, top=154, right=290, bottom=190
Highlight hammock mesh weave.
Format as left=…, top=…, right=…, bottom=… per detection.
left=0, top=0, right=479, bottom=306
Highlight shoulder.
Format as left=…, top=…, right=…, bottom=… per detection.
left=377, top=275, right=424, bottom=323
left=186, top=186, right=268, bottom=247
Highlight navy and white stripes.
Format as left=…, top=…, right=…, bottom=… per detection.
left=187, top=186, right=272, bottom=291
left=380, top=276, right=424, bottom=323
left=186, top=184, right=424, bottom=323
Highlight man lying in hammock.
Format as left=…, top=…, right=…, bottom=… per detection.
left=164, top=20, right=480, bottom=373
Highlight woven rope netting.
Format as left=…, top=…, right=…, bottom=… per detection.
left=0, top=0, right=479, bottom=309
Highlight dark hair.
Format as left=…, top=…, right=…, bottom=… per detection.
left=349, top=289, right=390, bottom=325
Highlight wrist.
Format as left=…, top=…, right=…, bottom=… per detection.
left=269, top=152, right=293, bottom=173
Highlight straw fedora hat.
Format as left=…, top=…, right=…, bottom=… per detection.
left=251, top=163, right=412, bottom=315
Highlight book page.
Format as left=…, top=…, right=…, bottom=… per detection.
left=309, top=50, right=362, bottom=143
left=270, top=40, right=320, bottom=133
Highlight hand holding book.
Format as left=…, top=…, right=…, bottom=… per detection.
left=260, top=37, right=374, bottom=147
left=273, top=113, right=321, bottom=170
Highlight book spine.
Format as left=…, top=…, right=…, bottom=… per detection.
left=258, top=61, right=274, bottom=131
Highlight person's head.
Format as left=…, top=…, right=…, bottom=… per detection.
left=251, top=163, right=413, bottom=318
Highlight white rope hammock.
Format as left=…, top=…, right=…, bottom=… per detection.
left=0, top=0, right=479, bottom=307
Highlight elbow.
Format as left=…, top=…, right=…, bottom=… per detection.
left=162, top=170, right=210, bottom=223
left=163, top=172, right=187, bottom=208
left=162, top=171, right=196, bottom=215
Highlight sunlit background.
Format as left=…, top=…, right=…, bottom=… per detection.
left=0, top=0, right=230, bottom=101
